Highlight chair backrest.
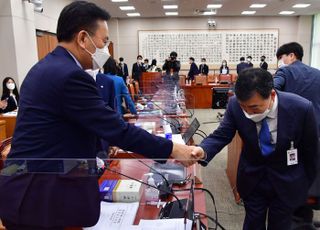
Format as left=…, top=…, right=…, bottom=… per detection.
left=0, top=137, right=12, bottom=170
left=219, top=74, right=232, bottom=83
left=128, top=83, right=136, bottom=101
left=133, top=81, right=140, bottom=95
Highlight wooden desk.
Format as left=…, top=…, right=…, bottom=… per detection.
left=226, top=132, right=242, bottom=204
left=0, top=115, right=17, bottom=138
left=181, top=83, right=231, bottom=109
left=141, top=72, right=162, bottom=94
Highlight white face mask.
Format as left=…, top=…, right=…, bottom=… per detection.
left=243, top=109, right=270, bottom=123
left=278, top=59, right=288, bottom=68
left=137, top=59, right=142, bottom=64
left=247, top=58, right=252, bottom=62
left=222, top=62, right=226, bottom=66
left=201, top=62, right=205, bottom=64
left=6, top=83, right=15, bottom=90
left=84, top=33, right=110, bottom=70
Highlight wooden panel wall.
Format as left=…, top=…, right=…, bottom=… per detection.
left=36, top=31, right=58, bottom=60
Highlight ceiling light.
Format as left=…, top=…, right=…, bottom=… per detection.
left=207, top=4, right=222, bottom=9
left=279, top=11, right=295, bottom=15
left=120, top=6, right=135, bottom=11
left=111, top=0, right=128, bottom=2
left=293, top=4, right=311, bottom=8
left=203, top=11, right=216, bottom=15
left=241, top=11, right=256, bottom=15
left=250, top=4, right=267, bottom=8
left=127, top=13, right=141, bottom=17
left=163, top=5, right=178, bottom=9
left=165, top=12, right=178, bottom=16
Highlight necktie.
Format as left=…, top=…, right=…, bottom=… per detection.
left=259, top=118, right=274, bottom=156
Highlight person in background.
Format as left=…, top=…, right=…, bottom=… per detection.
left=147, top=59, right=161, bottom=72
left=1, top=77, right=19, bottom=113
left=103, top=58, right=137, bottom=115
left=187, top=57, right=199, bottom=81
left=237, top=57, right=249, bottom=74
left=162, top=51, right=181, bottom=86
left=199, top=58, right=209, bottom=75
left=132, top=55, right=144, bottom=83
left=260, top=55, right=268, bottom=70
left=118, top=57, right=128, bottom=83
left=247, top=55, right=253, bottom=68
left=143, top=58, right=150, bottom=72
left=0, top=2, right=200, bottom=229
left=219, top=60, right=229, bottom=75
left=274, top=42, right=320, bottom=228
left=192, top=68, right=319, bottom=230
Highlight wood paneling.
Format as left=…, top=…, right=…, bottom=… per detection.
left=36, top=32, right=58, bottom=60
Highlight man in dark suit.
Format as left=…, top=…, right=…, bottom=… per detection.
left=192, top=68, right=319, bottom=229
left=199, top=58, right=209, bottom=75
left=118, top=57, right=128, bottom=83
left=0, top=2, right=199, bottom=229
left=187, top=57, right=199, bottom=81
left=274, top=41, right=320, bottom=228
left=247, top=55, right=254, bottom=68
left=131, top=55, right=144, bottom=83
left=259, top=55, right=268, bottom=70
left=237, top=57, right=249, bottom=74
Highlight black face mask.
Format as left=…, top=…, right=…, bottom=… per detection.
left=261, top=59, right=265, bottom=62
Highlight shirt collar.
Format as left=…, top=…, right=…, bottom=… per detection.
left=267, top=93, right=278, bottom=119
left=67, top=50, right=83, bottom=69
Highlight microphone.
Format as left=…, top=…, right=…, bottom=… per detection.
left=103, top=164, right=184, bottom=209
left=124, top=151, right=173, bottom=200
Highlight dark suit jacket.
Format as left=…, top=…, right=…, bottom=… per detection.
left=0, top=46, right=173, bottom=227
left=237, top=62, right=249, bottom=74
left=199, top=64, right=209, bottom=75
left=199, top=91, right=319, bottom=208
left=132, top=62, right=143, bottom=83
left=260, top=61, right=268, bottom=70
left=96, top=74, right=115, bottom=109
left=119, top=63, right=128, bottom=78
left=188, top=63, right=199, bottom=80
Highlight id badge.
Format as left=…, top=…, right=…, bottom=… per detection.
left=287, top=148, right=298, bottom=166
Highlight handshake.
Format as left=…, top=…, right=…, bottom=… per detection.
left=170, top=143, right=206, bottom=167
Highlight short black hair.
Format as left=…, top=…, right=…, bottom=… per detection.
left=201, top=58, right=206, bottom=62
left=151, top=59, right=157, bottom=65
left=137, top=55, right=143, bottom=59
left=247, top=55, right=252, bottom=59
left=276, top=42, right=303, bottom=61
left=144, top=59, right=149, bottom=62
left=170, top=51, right=178, bottom=57
left=103, top=58, right=118, bottom=75
left=235, top=68, right=273, bottom=101
left=57, top=1, right=111, bottom=42
left=261, top=55, right=266, bottom=59
left=189, top=57, right=195, bottom=62
left=240, top=57, right=245, bottom=61
left=119, top=57, right=124, bottom=62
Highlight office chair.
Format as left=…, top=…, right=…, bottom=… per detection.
left=0, top=137, right=12, bottom=170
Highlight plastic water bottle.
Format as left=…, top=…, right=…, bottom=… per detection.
left=145, top=176, right=159, bottom=202
left=164, top=124, right=172, bottom=140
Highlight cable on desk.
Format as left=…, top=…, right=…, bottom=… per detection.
left=173, top=187, right=219, bottom=230
left=195, top=212, right=226, bottom=230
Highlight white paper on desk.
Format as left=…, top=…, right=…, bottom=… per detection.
left=84, top=202, right=139, bottom=230
left=172, top=134, right=185, bottom=144
left=2, top=111, right=17, bottom=116
left=138, top=218, right=192, bottom=230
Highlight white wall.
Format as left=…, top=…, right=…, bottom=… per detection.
left=0, top=0, right=38, bottom=86
left=111, top=16, right=312, bottom=71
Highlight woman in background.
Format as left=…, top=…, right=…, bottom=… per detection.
left=219, top=60, right=230, bottom=75
left=1, top=77, right=19, bottom=113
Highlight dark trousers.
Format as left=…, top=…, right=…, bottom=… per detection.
left=242, top=177, right=294, bottom=230
left=2, top=220, right=63, bottom=230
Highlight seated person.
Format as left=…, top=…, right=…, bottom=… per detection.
left=219, top=60, right=229, bottom=75
left=1, top=77, right=19, bottom=113
left=103, top=58, right=137, bottom=115
left=199, top=58, right=209, bottom=75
